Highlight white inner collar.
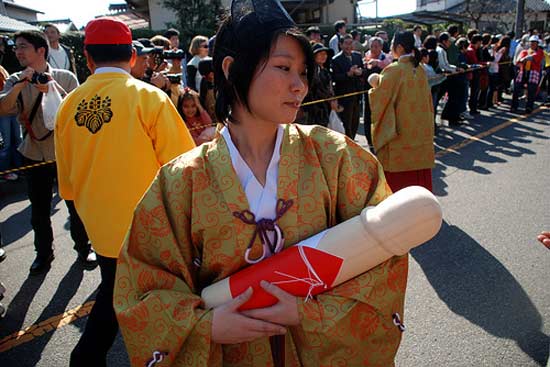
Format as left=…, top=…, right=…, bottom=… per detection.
left=221, top=125, right=284, bottom=220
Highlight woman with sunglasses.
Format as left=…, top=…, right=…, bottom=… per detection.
left=187, top=35, right=210, bottom=91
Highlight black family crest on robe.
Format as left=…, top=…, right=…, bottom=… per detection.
left=74, top=95, right=113, bottom=134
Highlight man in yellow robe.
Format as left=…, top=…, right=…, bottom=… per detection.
left=54, top=18, right=195, bottom=366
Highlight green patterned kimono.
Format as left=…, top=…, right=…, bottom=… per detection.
left=114, top=124, right=408, bottom=366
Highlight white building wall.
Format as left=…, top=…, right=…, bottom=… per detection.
left=148, top=0, right=176, bottom=30
left=324, top=0, right=356, bottom=23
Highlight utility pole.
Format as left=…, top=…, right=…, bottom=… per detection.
left=514, top=0, right=525, bottom=36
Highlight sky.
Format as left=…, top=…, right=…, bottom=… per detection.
left=15, top=0, right=417, bottom=28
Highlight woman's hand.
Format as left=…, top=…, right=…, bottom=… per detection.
left=241, top=281, right=300, bottom=326
left=211, top=287, right=287, bottom=345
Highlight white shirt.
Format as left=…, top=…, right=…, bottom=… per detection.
left=414, top=34, right=422, bottom=49
left=94, top=67, right=130, bottom=75
left=187, top=55, right=208, bottom=90
left=221, top=125, right=283, bottom=220
left=329, top=34, right=340, bottom=54
left=48, top=46, right=70, bottom=70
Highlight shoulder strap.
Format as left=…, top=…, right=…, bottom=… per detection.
left=18, top=92, right=51, bottom=141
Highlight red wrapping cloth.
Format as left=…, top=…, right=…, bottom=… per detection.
left=229, top=246, right=344, bottom=311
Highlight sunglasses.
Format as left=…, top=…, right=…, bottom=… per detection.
left=200, top=44, right=209, bottom=49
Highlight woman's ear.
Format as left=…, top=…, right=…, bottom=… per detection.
left=222, top=56, right=234, bottom=81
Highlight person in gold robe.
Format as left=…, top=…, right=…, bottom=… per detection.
left=114, top=1, right=408, bottom=366
left=369, top=30, right=435, bottom=192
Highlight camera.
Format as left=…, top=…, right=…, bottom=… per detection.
left=163, top=49, right=186, bottom=60
left=166, top=74, right=181, bottom=84
left=30, top=72, right=49, bottom=84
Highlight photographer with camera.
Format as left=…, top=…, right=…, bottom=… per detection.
left=130, top=40, right=169, bottom=90
left=0, top=30, right=95, bottom=274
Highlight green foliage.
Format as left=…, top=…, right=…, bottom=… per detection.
left=161, top=0, right=225, bottom=46
left=59, top=31, right=90, bottom=83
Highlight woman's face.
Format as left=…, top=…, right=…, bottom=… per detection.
left=314, top=51, right=327, bottom=66
left=182, top=98, right=198, bottom=118
left=199, top=42, right=209, bottom=57
left=246, top=34, right=308, bottom=125
left=370, top=41, right=382, bottom=56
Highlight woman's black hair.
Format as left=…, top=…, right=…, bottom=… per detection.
left=213, top=16, right=315, bottom=124
left=392, top=30, right=421, bottom=67
left=497, top=35, right=511, bottom=50
left=422, top=35, right=438, bottom=50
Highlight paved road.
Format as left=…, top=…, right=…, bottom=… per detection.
left=0, top=101, right=549, bottom=366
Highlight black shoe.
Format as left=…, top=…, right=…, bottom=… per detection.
left=470, top=110, right=480, bottom=115
left=0, top=248, right=6, bottom=263
left=449, top=120, right=465, bottom=126
left=510, top=108, right=520, bottom=114
left=525, top=108, right=533, bottom=115
left=77, top=249, right=98, bottom=269
left=29, top=253, right=54, bottom=275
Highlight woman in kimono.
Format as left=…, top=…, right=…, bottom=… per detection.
left=369, top=31, right=435, bottom=193
left=114, top=1, right=408, bottom=366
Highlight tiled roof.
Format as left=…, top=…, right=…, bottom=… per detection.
left=98, top=11, right=149, bottom=30
left=0, top=13, right=38, bottom=32
left=526, top=0, right=550, bottom=11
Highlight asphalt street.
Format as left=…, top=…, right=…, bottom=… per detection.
left=0, top=98, right=549, bottom=366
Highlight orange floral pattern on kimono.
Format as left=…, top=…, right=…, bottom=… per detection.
left=369, top=57, right=435, bottom=172
left=114, top=124, right=408, bottom=366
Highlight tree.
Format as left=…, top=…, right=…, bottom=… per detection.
left=463, top=0, right=486, bottom=30
left=161, top=0, right=224, bottom=43
left=461, top=0, right=513, bottom=33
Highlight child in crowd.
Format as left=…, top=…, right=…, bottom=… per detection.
left=177, top=88, right=216, bottom=145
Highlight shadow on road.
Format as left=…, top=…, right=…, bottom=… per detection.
left=432, top=107, right=549, bottom=197
left=0, top=191, right=62, bottom=247
left=0, top=271, right=47, bottom=339
left=411, top=221, right=549, bottom=365
left=1, top=262, right=85, bottom=365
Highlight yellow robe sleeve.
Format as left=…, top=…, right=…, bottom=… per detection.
left=114, top=161, right=219, bottom=367
left=369, top=64, right=402, bottom=152
left=294, top=135, right=408, bottom=366
left=149, top=99, right=196, bottom=165
left=54, top=113, right=74, bottom=200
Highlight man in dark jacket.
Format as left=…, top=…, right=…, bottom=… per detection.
left=332, top=33, right=364, bottom=139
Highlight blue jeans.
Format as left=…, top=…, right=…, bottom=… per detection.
left=0, top=115, right=23, bottom=172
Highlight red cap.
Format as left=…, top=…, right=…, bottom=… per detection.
left=84, top=18, right=132, bottom=45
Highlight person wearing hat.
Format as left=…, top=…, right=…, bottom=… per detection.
left=130, top=40, right=153, bottom=79
left=131, top=40, right=170, bottom=91
left=511, top=35, right=544, bottom=114
left=305, top=25, right=321, bottom=43
left=54, top=18, right=195, bottom=366
left=0, top=30, right=94, bottom=274
left=114, top=0, right=406, bottom=366
left=302, top=42, right=337, bottom=126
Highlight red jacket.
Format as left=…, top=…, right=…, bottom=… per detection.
left=517, top=48, right=544, bottom=72
left=465, top=46, right=480, bottom=65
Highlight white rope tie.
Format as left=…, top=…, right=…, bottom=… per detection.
left=272, top=246, right=328, bottom=302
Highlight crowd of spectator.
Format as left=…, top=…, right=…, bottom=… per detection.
left=300, top=22, right=550, bottom=144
